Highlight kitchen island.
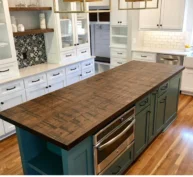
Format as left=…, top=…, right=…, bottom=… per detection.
left=0, top=61, right=184, bottom=175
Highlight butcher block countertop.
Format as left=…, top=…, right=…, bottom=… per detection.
left=0, top=61, right=184, bottom=150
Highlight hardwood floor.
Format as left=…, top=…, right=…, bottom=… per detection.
left=0, top=94, right=193, bottom=175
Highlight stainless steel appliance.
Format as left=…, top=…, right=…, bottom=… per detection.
left=94, top=107, right=135, bottom=175
left=157, top=54, right=184, bottom=65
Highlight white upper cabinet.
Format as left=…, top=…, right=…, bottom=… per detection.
left=160, top=0, right=185, bottom=30
left=139, top=0, right=186, bottom=31
left=139, top=0, right=161, bottom=29
left=111, top=0, right=128, bottom=25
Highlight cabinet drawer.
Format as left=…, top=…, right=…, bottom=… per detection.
left=0, top=120, right=5, bottom=137
left=24, top=73, right=47, bottom=89
left=81, top=59, right=94, bottom=70
left=0, top=62, right=18, bottom=80
left=111, top=48, right=127, bottom=58
left=46, top=68, right=65, bottom=82
left=132, top=52, right=156, bottom=62
left=77, top=47, right=90, bottom=58
left=61, top=50, right=76, bottom=62
left=66, top=71, right=81, bottom=86
left=0, top=79, right=24, bottom=97
left=111, top=58, right=127, bottom=67
left=136, top=94, right=151, bottom=115
left=102, top=144, right=134, bottom=175
left=26, top=83, right=48, bottom=101
left=0, top=90, right=26, bottom=111
left=82, top=67, right=95, bottom=80
left=66, top=63, right=81, bottom=75
left=158, top=82, right=169, bottom=97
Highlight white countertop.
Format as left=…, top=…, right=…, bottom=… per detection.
left=0, top=57, right=95, bottom=85
left=132, top=47, right=193, bottom=56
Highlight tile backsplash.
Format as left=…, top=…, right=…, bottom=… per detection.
left=14, top=34, right=47, bottom=69
left=143, top=31, right=186, bottom=50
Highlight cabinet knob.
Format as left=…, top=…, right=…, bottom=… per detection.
left=80, top=74, right=82, bottom=77
left=77, top=43, right=79, bottom=45
left=49, top=85, right=51, bottom=88
left=46, top=86, right=49, bottom=89
left=1, top=102, right=4, bottom=105
left=157, top=24, right=159, bottom=27
left=160, top=24, right=162, bottom=27
left=74, top=44, right=77, bottom=46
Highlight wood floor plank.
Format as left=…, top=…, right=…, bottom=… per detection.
left=0, top=94, right=193, bottom=175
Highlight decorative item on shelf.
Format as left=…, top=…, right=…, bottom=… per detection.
left=12, top=24, right=18, bottom=32
left=118, top=0, right=159, bottom=10
left=39, top=13, right=47, bottom=29
left=53, top=0, right=112, bottom=13
left=17, top=24, right=25, bottom=32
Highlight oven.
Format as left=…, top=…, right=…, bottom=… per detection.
left=93, top=107, right=135, bottom=175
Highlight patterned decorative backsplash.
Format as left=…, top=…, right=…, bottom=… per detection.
left=143, top=31, right=186, bottom=50
left=14, top=34, right=47, bottom=69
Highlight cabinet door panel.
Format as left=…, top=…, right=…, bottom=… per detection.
left=48, top=78, right=66, bottom=93
left=160, top=0, right=185, bottom=30
left=148, top=90, right=158, bottom=143
left=156, top=92, right=167, bottom=134
left=135, top=106, right=150, bottom=159
left=165, top=74, right=181, bottom=125
left=181, top=69, right=193, bottom=93
left=139, top=0, right=161, bottom=29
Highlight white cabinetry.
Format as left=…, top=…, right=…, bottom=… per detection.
left=111, top=0, right=128, bottom=25
left=132, top=52, right=157, bottom=63
left=55, top=0, right=91, bottom=63
left=0, top=0, right=19, bottom=79
left=139, top=0, right=185, bottom=30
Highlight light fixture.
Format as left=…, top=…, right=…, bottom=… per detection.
left=118, top=0, right=159, bottom=10
left=53, top=0, right=111, bottom=13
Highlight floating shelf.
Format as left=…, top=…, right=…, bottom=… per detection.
left=13, top=28, right=54, bottom=36
left=28, top=150, right=63, bottom=175
left=0, top=42, right=8, bottom=48
left=9, top=7, right=52, bottom=11
left=61, top=34, right=72, bottom=37
left=60, top=19, right=71, bottom=22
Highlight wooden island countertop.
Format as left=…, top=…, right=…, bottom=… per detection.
left=0, top=61, right=184, bottom=150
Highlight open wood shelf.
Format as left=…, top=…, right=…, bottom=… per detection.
left=13, top=28, right=54, bottom=36
left=28, top=149, right=63, bottom=175
left=9, top=7, right=52, bottom=11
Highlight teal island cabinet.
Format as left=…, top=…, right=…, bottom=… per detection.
left=0, top=61, right=184, bottom=175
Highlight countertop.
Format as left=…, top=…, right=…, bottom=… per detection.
left=0, top=61, right=184, bottom=150
left=132, top=47, right=193, bottom=56
left=0, top=57, right=95, bottom=85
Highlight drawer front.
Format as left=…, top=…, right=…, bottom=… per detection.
left=24, top=73, right=47, bottom=89
left=0, top=79, right=24, bottom=97
left=102, top=144, right=134, bottom=175
left=136, top=94, right=151, bottom=114
left=158, top=82, right=169, bottom=97
left=0, top=120, right=5, bottom=137
left=26, top=83, right=48, bottom=101
left=111, top=58, right=127, bottom=67
left=81, top=59, right=94, bottom=70
left=0, top=90, right=26, bottom=112
left=48, top=78, right=66, bottom=93
left=132, top=52, right=156, bottom=62
left=61, top=50, right=76, bottom=62
left=77, top=47, right=90, bottom=58
left=66, top=72, right=81, bottom=86
left=66, top=63, right=81, bottom=75
left=111, top=48, right=127, bottom=58
left=47, top=68, right=65, bottom=82
left=0, top=62, right=18, bottom=80
left=82, top=67, right=95, bottom=80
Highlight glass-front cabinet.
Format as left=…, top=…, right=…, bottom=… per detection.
left=56, top=0, right=90, bottom=53
left=0, top=0, right=16, bottom=64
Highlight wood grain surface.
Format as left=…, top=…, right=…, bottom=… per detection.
left=0, top=61, right=184, bottom=150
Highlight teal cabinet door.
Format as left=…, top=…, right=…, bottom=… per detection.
left=148, top=90, right=158, bottom=143
left=156, top=92, right=167, bottom=134
left=134, top=106, right=150, bottom=159
left=165, top=74, right=181, bottom=126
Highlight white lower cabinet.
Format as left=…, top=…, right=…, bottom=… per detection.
left=111, top=58, right=128, bottom=67
left=0, top=90, right=26, bottom=136
left=66, top=71, right=82, bottom=86
left=132, top=52, right=156, bottom=63
left=26, top=83, right=49, bottom=101
left=181, top=69, right=193, bottom=94
left=48, top=78, right=66, bottom=93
